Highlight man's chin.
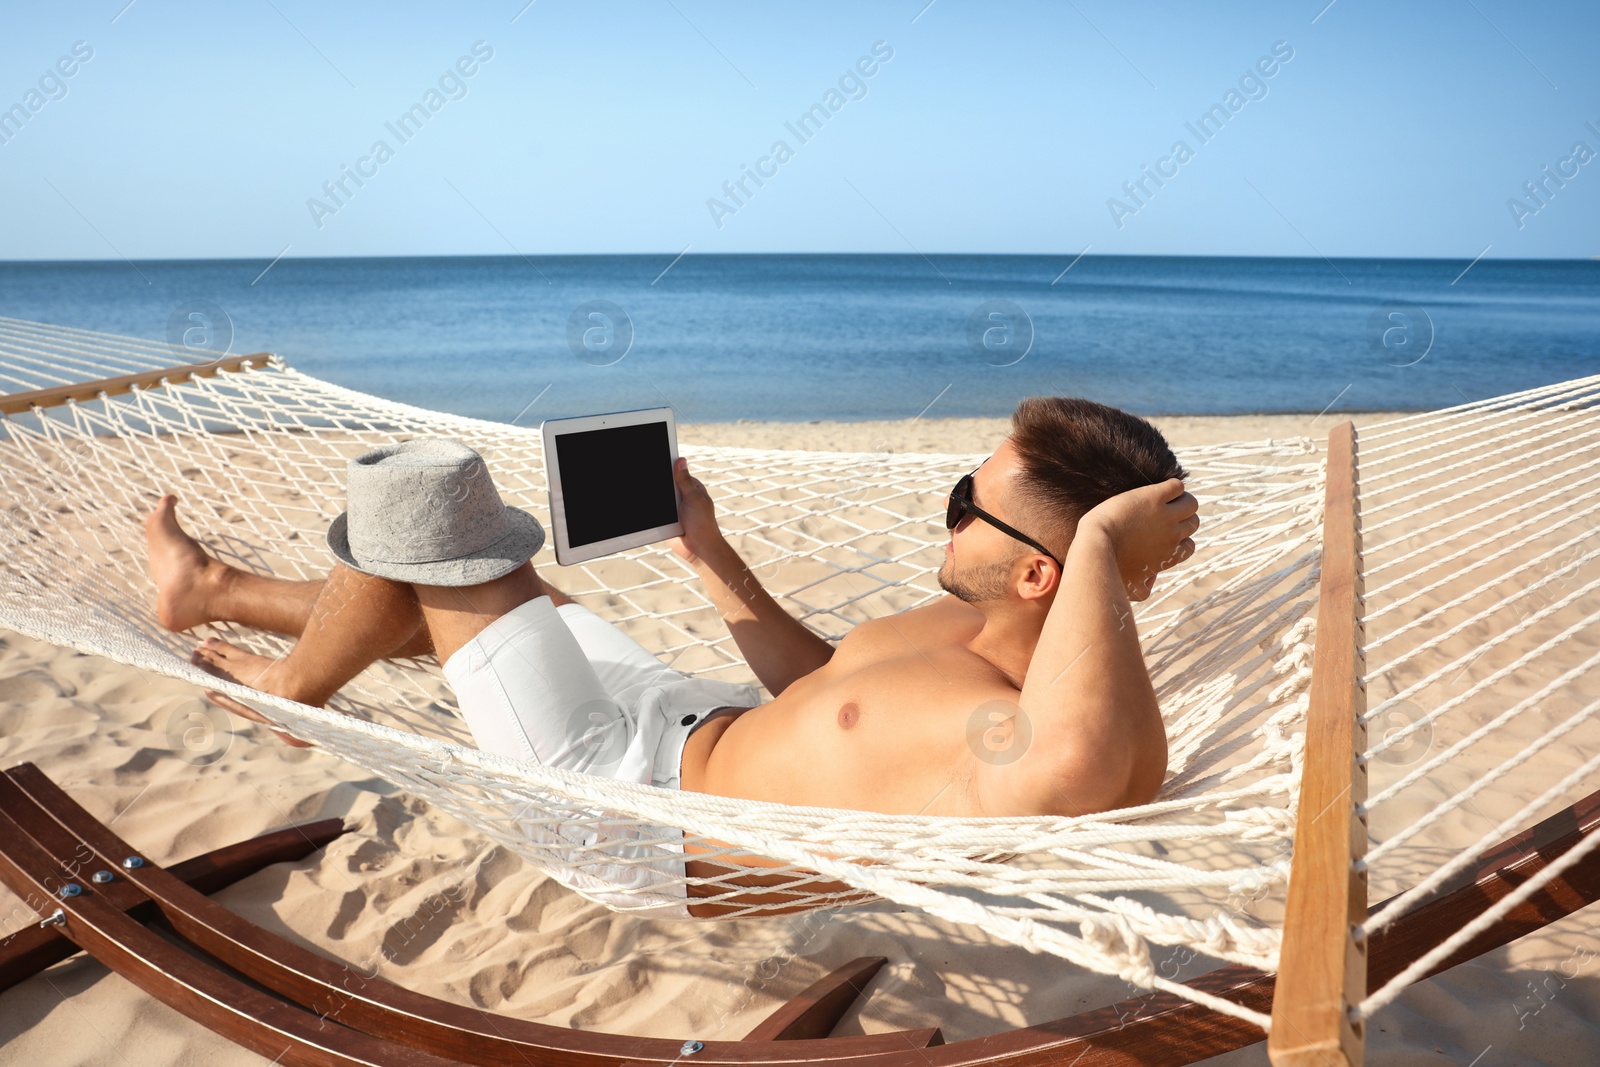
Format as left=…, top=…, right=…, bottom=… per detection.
left=937, top=569, right=984, bottom=606
left=936, top=565, right=963, bottom=601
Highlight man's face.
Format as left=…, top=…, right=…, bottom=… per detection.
left=937, top=438, right=1036, bottom=605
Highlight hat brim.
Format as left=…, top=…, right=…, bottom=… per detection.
left=327, top=506, right=546, bottom=587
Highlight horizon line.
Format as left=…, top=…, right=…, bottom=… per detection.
left=2, top=251, right=1597, bottom=266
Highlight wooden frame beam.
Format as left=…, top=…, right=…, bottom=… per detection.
left=0, top=353, right=273, bottom=416
left=0, top=816, right=343, bottom=993
left=1269, top=421, right=1368, bottom=1067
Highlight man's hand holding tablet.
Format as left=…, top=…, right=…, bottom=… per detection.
left=665, top=455, right=727, bottom=568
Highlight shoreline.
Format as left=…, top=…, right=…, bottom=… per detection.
left=679, top=410, right=1418, bottom=452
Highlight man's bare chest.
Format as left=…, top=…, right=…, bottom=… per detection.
left=769, top=609, right=1019, bottom=808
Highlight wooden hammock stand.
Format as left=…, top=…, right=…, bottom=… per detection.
left=2, top=381, right=1597, bottom=1065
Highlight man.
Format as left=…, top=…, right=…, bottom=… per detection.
left=146, top=397, right=1197, bottom=915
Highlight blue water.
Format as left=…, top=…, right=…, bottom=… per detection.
left=2, top=255, right=1596, bottom=423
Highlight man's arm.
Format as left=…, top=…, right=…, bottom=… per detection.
left=690, top=539, right=835, bottom=695
left=979, top=479, right=1197, bottom=818
left=667, top=456, right=834, bottom=696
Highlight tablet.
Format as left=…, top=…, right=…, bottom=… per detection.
left=540, top=406, right=682, bottom=566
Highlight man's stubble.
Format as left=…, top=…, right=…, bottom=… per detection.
left=937, top=553, right=1020, bottom=605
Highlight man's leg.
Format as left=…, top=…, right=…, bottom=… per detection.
left=190, top=559, right=562, bottom=733
left=411, top=564, right=550, bottom=667
left=147, top=493, right=434, bottom=657
left=184, top=553, right=563, bottom=707
left=194, top=561, right=433, bottom=707
left=414, top=566, right=632, bottom=769
left=148, top=492, right=580, bottom=737
left=147, top=493, right=578, bottom=658
left=198, top=560, right=578, bottom=749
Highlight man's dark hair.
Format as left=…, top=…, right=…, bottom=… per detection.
left=1006, top=397, right=1188, bottom=555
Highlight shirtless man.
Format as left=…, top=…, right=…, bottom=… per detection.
left=146, top=397, right=1197, bottom=915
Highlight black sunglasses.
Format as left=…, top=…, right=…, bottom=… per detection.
left=946, top=469, right=1062, bottom=568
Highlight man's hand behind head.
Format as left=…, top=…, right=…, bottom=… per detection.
left=1080, top=477, right=1199, bottom=601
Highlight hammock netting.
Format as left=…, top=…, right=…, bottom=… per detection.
left=1, top=314, right=1596, bottom=1030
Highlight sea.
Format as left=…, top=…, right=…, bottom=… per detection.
left=1, top=254, right=1596, bottom=425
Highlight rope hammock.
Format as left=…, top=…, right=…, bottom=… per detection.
left=1, top=314, right=1596, bottom=1036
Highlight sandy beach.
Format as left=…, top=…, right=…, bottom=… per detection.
left=2, top=408, right=1597, bottom=1067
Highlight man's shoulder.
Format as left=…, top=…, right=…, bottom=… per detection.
left=900, top=594, right=975, bottom=619
left=840, top=596, right=972, bottom=648
left=863, top=595, right=983, bottom=646
left=911, top=594, right=984, bottom=627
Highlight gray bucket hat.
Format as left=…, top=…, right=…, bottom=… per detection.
left=327, top=438, right=545, bottom=586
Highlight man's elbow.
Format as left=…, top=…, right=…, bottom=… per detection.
left=1047, top=743, right=1166, bottom=816
left=1121, top=715, right=1169, bottom=808
left=1125, top=754, right=1168, bottom=808
left=1116, top=691, right=1168, bottom=807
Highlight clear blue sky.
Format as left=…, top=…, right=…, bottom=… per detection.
left=2, top=0, right=1595, bottom=261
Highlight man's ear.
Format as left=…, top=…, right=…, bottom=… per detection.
left=1016, top=553, right=1059, bottom=602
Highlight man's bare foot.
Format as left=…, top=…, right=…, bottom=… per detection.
left=191, top=635, right=279, bottom=689
left=191, top=636, right=313, bottom=748
left=146, top=494, right=230, bottom=632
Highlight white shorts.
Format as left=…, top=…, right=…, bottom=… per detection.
left=440, top=595, right=763, bottom=918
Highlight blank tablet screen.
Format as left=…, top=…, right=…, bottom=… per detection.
left=553, top=421, right=678, bottom=548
